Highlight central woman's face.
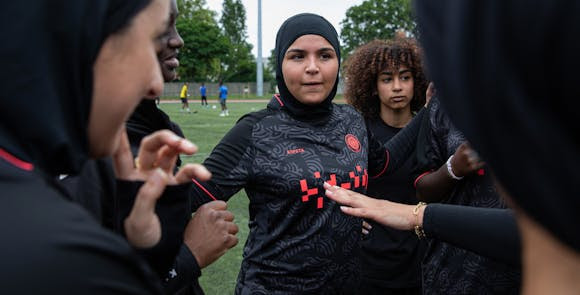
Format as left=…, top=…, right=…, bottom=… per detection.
left=88, top=0, right=169, bottom=157
left=282, top=34, right=338, bottom=105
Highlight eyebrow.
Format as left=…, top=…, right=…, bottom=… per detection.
left=380, top=69, right=412, bottom=75
left=285, top=47, right=335, bottom=55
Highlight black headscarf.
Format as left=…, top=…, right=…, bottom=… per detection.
left=275, top=13, right=341, bottom=119
left=0, top=0, right=152, bottom=176
left=415, top=0, right=580, bottom=251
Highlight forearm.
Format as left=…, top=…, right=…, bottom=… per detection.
left=415, top=164, right=456, bottom=203
left=369, top=107, right=427, bottom=176
left=422, top=204, right=521, bottom=267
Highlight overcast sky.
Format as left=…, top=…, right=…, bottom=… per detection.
left=204, top=0, right=364, bottom=58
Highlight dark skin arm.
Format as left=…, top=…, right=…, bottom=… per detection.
left=416, top=142, right=484, bottom=203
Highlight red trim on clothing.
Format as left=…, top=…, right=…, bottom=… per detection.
left=0, top=148, right=33, bottom=171
left=274, top=94, right=284, bottom=106
left=191, top=178, right=217, bottom=201
left=371, top=149, right=390, bottom=179
left=414, top=171, right=433, bottom=188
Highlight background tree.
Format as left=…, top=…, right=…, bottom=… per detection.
left=340, top=0, right=415, bottom=58
left=177, top=0, right=229, bottom=81
left=265, top=48, right=277, bottom=83
left=219, top=0, right=256, bottom=82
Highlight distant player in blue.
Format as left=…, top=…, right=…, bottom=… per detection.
left=218, top=81, right=228, bottom=116
left=200, top=83, right=208, bottom=107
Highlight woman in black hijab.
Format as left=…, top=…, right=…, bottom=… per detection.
left=188, top=13, right=422, bottom=293
left=0, top=0, right=211, bottom=293
left=325, top=0, right=579, bottom=293
left=413, top=0, right=580, bottom=293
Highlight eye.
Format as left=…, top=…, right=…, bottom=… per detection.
left=320, top=53, right=332, bottom=60
left=288, top=54, right=304, bottom=61
left=401, top=74, right=412, bottom=81
left=382, top=77, right=392, bottom=83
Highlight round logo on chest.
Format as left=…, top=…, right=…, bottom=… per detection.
left=345, top=134, right=361, bottom=153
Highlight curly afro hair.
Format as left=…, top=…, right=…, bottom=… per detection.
left=344, top=38, right=428, bottom=120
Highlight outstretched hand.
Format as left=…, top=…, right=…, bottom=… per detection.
left=113, top=129, right=212, bottom=248
left=323, top=182, right=422, bottom=231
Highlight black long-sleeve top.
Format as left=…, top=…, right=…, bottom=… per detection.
left=190, top=97, right=427, bottom=294
left=59, top=100, right=203, bottom=294
left=423, top=204, right=521, bottom=267
left=0, top=158, right=162, bottom=294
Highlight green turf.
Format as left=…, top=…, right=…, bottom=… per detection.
left=158, top=101, right=268, bottom=295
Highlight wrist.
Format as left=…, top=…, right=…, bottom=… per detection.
left=412, top=202, right=427, bottom=239
left=189, top=246, right=207, bottom=269
left=446, top=155, right=464, bottom=180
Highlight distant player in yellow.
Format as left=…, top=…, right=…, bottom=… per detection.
left=180, top=83, right=190, bottom=112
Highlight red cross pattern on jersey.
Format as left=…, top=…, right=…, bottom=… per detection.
left=299, top=166, right=368, bottom=209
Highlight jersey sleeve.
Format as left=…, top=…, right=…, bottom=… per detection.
left=423, top=204, right=520, bottom=267
left=368, top=107, right=427, bottom=178
left=190, top=112, right=264, bottom=208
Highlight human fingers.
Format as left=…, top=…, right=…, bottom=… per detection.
left=124, top=168, right=168, bottom=248
left=362, top=220, right=372, bottom=235
left=339, top=206, right=375, bottom=220
left=226, top=220, right=239, bottom=235
left=174, top=163, right=211, bottom=184
left=155, top=144, right=179, bottom=173
left=362, top=220, right=373, bottom=231
left=324, top=182, right=377, bottom=209
left=112, top=128, right=136, bottom=179
left=138, top=130, right=196, bottom=170
left=224, top=233, right=239, bottom=249
left=425, top=82, right=435, bottom=106
left=199, top=200, right=227, bottom=211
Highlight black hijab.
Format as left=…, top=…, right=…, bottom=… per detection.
left=0, top=0, right=152, bottom=176
left=415, top=0, right=580, bottom=251
left=275, top=13, right=341, bottom=120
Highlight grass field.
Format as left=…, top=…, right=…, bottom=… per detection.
left=158, top=100, right=266, bottom=295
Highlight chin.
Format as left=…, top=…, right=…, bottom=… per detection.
left=162, top=69, right=177, bottom=82
left=298, top=94, right=327, bottom=105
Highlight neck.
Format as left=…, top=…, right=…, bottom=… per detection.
left=519, top=212, right=580, bottom=295
left=380, top=104, right=413, bottom=128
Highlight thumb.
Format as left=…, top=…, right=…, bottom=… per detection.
left=125, top=169, right=168, bottom=248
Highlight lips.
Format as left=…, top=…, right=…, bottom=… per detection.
left=302, top=82, right=323, bottom=86
left=391, top=96, right=406, bottom=102
left=163, top=57, right=179, bottom=69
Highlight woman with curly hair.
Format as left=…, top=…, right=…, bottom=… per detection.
left=344, top=38, right=428, bottom=294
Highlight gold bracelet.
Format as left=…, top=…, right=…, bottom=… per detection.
left=413, top=202, right=427, bottom=239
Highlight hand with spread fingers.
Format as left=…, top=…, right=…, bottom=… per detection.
left=184, top=200, right=239, bottom=268
left=324, top=182, right=425, bottom=232
left=113, top=129, right=212, bottom=248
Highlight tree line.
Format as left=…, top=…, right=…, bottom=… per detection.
left=176, top=0, right=415, bottom=82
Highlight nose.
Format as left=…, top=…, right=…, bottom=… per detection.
left=169, top=30, right=184, bottom=49
left=305, top=56, right=319, bottom=74
left=392, top=77, right=402, bottom=92
left=144, top=60, right=164, bottom=99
